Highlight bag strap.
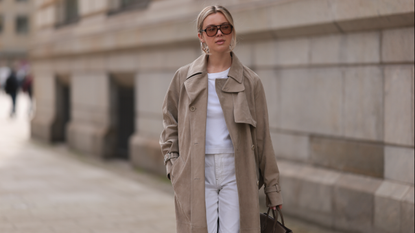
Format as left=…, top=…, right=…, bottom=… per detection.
left=265, top=207, right=286, bottom=232
left=276, top=208, right=285, bottom=226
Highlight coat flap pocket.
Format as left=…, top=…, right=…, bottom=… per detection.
left=233, top=92, right=257, bottom=127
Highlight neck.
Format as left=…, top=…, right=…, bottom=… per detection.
left=207, top=52, right=232, bottom=73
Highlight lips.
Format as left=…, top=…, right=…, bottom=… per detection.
left=215, top=39, right=225, bottom=44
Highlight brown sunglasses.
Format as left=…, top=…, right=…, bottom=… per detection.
left=201, top=23, right=233, bottom=37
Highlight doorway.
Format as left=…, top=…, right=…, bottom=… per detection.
left=52, top=75, right=71, bottom=142
left=110, top=73, right=135, bottom=159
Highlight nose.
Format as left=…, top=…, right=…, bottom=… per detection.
left=216, top=27, right=223, bottom=36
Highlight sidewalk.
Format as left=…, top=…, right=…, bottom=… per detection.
left=0, top=92, right=344, bottom=233
left=0, top=92, right=175, bottom=233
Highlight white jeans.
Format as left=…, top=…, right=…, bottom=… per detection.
left=205, top=153, right=240, bottom=233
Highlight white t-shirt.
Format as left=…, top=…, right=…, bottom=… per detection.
left=205, top=67, right=234, bottom=154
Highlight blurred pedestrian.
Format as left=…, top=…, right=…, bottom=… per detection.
left=5, top=70, right=19, bottom=117
left=0, top=65, right=11, bottom=89
left=160, top=5, right=283, bottom=233
left=22, top=73, right=34, bottom=114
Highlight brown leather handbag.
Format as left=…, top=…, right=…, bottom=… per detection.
left=260, top=208, right=293, bottom=233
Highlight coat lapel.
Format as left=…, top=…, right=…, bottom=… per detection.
left=184, top=54, right=208, bottom=105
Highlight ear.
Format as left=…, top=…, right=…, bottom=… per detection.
left=197, top=33, right=204, bottom=43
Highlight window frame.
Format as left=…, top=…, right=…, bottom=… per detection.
left=107, top=0, right=150, bottom=16
left=15, top=15, right=29, bottom=35
left=55, top=0, right=80, bottom=28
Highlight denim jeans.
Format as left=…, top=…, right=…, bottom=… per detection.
left=205, top=153, right=240, bottom=233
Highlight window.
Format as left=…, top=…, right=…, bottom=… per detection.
left=16, top=16, right=29, bottom=34
left=56, top=0, right=79, bottom=27
left=0, top=15, right=4, bottom=34
left=108, top=0, right=150, bottom=15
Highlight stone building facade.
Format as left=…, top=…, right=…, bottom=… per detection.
left=31, top=0, right=414, bottom=232
left=0, top=0, right=34, bottom=64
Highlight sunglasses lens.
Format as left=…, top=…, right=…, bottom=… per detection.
left=221, top=24, right=232, bottom=34
left=206, top=26, right=217, bottom=37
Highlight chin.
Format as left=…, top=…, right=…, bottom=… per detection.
left=211, top=45, right=231, bottom=54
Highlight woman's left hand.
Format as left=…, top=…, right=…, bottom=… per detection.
left=271, top=205, right=282, bottom=210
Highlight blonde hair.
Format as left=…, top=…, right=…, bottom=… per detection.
left=197, top=5, right=237, bottom=54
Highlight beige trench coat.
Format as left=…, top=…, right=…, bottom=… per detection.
left=160, top=53, right=283, bottom=233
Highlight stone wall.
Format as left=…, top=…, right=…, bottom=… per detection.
left=30, top=0, right=414, bottom=232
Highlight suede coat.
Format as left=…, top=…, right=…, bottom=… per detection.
left=160, top=53, right=283, bottom=233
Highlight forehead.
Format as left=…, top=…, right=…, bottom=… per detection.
left=203, top=12, right=229, bottom=27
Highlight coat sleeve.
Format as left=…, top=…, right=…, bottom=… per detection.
left=159, top=69, right=181, bottom=180
left=254, top=78, right=283, bottom=207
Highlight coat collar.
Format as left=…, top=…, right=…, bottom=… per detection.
left=185, top=52, right=245, bottom=100
left=186, top=52, right=244, bottom=84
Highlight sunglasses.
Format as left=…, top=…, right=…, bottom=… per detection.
left=201, top=23, right=233, bottom=37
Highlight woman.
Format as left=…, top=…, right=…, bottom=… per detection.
left=160, top=5, right=283, bottom=233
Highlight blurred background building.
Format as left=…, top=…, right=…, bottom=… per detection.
left=30, top=0, right=414, bottom=232
left=0, top=0, right=34, bottom=87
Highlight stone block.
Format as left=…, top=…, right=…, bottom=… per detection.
left=70, top=57, right=88, bottom=72
left=374, top=181, right=411, bottom=233
left=278, top=67, right=343, bottom=136
left=53, top=58, right=71, bottom=74
left=269, top=0, right=335, bottom=30
left=310, top=34, right=342, bottom=65
left=136, top=72, right=172, bottom=115
left=233, top=42, right=253, bottom=67
left=232, top=6, right=272, bottom=37
left=334, top=173, right=382, bottom=233
left=253, top=37, right=310, bottom=68
left=137, top=49, right=164, bottom=71
left=71, top=72, right=109, bottom=110
left=271, top=132, right=309, bottom=161
left=384, top=65, right=414, bottom=146
left=33, top=72, right=56, bottom=104
left=343, top=66, right=383, bottom=141
left=341, top=32, right=381, bottom=64
left=255, top=69, right=278, bottom=128
left=137, top=19, right=195, bottom=49
left=252, top=39, right=276, bottom=68
left=107, top=52, right=140, bottom=72
left=31, top=72, right=57, bottom=142
left=274, top=38, right=310, bottom=67
left=333, top=0, right=414, bottom=32
left=278, top=160, right=340, bottom=229
left=337, top=12, right=415, bottom=33
left=382, top=27, right=414, bottom=63
left=164, top=46, right=199, bottom=70
left=130, top=134, right=165, bottom=176
left=88, top=55, right=106, bottom=72
left=66, top=121, right=109, bottom=157
left=136, top=115, right=163, bottom=138
left=385, top=146, right=414, bottom=185
left=332, top=0, right=414, bottom=21
left=311, top=136, right=384, bottom=177
left=401, top=187, right=414, bottom=233
left=310, top=31, right=380, bottom=65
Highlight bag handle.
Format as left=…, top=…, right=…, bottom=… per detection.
left=265, top=207, right=286, bottom=232
left=276, top=207, right=285, bottom=226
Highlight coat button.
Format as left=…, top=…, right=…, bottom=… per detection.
left=190, top=106, right=196, bottom=112
left=251, top=145, right=255, bottom=150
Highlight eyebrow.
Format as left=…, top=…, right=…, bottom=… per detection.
left=205, top=22, right=229, bottom=27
